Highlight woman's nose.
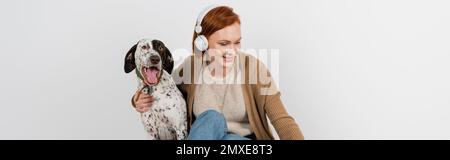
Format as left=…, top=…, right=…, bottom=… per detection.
left=231, top=44, right=240, bottom=52
left=226, top=48, right=236, bottom=55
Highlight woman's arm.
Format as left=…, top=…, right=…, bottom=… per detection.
left=254, top=59, right=304, bottom=140
left=264, top=92, right=304, bottom=140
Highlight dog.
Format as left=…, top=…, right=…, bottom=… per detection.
left=124, top=39, right=187, bottom=140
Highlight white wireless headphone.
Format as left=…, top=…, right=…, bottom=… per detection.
left=194, top=4, right=226, bottom=52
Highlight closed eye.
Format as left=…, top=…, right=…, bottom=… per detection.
left=219, top=42, right=229, bottom=46
left=218, top=38, right=241, bottom=46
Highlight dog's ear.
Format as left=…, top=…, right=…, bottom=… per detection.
left=153, top=40, right=174, bottom=74
left=124, top=43, right=137, bottom=73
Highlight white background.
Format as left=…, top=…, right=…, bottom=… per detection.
left=1, top=0, right=449, bottom=139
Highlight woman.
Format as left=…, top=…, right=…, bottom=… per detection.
left=132, top=5, right=304, bottom=140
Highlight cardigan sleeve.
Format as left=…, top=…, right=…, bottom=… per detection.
left=256, top=60, right=304, bottom=140
left=264, top=92, right=304, bottom=140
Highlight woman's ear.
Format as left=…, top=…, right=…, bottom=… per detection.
left=124, top=43, right=137, bottom=73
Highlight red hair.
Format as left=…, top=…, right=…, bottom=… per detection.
left=192, top=6, right=240, bottom=53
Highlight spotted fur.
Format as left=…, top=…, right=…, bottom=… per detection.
left=124, top=39, right=187, bottom=140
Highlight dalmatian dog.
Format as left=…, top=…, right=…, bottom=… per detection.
left=124, top=39, right=187, bottom=140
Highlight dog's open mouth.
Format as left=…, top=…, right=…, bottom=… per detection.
left=142, top=66, right=160, bottom=85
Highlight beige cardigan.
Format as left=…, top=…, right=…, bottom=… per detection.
left=171, top=53, right=304, bottom=140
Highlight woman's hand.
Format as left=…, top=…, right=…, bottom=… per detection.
left=132, top=90, right=154, bottom=113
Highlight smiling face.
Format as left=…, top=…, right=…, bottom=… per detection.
left=136, top=39, right=162, bottom=86
left=124, top=39, right=174, bottom=86
left=207, top=22, right=241, bottom=69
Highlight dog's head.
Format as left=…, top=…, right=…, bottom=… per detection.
left=124, top=39, right=174, bottom=86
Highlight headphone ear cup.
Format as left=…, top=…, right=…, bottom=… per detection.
left=194, top=35, right=208, bottom=52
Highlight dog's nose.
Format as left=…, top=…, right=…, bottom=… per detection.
left=150, top=55, right=160, bottom=64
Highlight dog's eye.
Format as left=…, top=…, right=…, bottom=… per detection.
left=142, top=46, right=148, bottom=50
left=158, top=46, right=163, bottom=50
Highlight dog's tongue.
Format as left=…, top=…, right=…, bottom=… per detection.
left=144, top=68, right=158, bottom=84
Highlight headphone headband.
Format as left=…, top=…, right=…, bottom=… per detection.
left=195, top=4, right=227, bottom=34
left=194, top=4, right=232, bottom=52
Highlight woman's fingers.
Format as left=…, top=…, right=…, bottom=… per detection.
left=138, top=96, right=153, bottom=101
left=133, top=91, right=154, bottom=104
left=133, top=90, right=155, bottom=113
left=137, top=98, right=153, bottom=105
left=137, top=94, right=154, bottom=103
left=135, top=106, right=151, bottom=113
left=135, top=101, right=154, bottom=112
left=139, top=102, right=152, bottom=107
left=135, top=92, right=153, bottom=100
left=135, top=107, right=147, bottom=113
left=139, top=94, right=154, bottom=100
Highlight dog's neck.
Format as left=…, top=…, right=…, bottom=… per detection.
left=138, top=81, right=154, bottom=95
left=139, top=85, right=154, bottom=95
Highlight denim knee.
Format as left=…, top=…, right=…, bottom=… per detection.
left=188, top=110, right=227, bottom=140
left=197, top=110, right=225, bottom=122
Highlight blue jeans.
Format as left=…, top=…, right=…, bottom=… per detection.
left=188, top=110, right=250, bottom=140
